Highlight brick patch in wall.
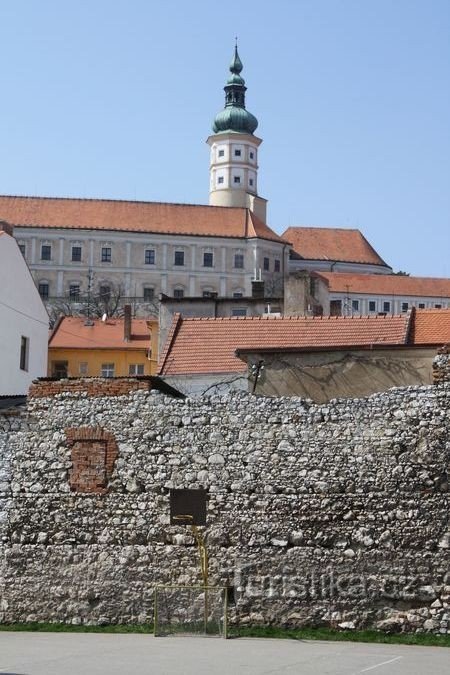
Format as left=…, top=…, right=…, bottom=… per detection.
left=66, top=427, right=118, bottom=494
left=28, top=377, right=154, bottom=399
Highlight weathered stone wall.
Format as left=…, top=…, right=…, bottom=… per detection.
left=0, top=381, right=449, bottom=633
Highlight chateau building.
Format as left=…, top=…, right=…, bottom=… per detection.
left=0, top=47, right=289, bottom=305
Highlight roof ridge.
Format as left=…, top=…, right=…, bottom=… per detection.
left=0, top=194, right=248, bottom=212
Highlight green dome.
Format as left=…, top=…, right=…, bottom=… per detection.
left=212, top=45, right=258, bottom=135
left=213, top=106, right=258, bottom=134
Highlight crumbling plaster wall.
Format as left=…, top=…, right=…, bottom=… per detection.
left=0, top=373, right=449, bottom=633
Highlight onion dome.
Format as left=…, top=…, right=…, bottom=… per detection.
left=212, top=45, right=258, bottom=135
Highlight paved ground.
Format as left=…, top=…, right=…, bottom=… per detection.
left=0, top=633, right=448, bottom=674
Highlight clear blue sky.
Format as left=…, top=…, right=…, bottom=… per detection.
left=1, top=0, right=449, bottom=276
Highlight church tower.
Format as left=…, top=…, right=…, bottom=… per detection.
left=207, top=45, right=267, bottom=223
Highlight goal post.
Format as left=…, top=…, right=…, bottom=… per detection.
left=153, top=585, right=229, bottom=638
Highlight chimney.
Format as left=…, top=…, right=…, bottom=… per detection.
left=123, top=304, right=132, bottom=342
left=0, top=220, right=14, bottom=237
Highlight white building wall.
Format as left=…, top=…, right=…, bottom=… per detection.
left=0, top=232, right=48, bottom=395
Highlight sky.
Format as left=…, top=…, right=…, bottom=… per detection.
left=0, top=0, right=449, bottom=276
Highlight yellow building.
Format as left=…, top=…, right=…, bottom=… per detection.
left=48, top=310, right=158, bottom=378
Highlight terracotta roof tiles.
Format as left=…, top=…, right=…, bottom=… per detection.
left=49, top=316, right=154, bottom=350
left=317, top=272, right=450, bottom=298
left=0, top=195, right=287, bottom=244
left=410, top=308, right=450, bottom=345
left=158, top=314, right=411, bottom=376
left=283, top=226, right=388, bottom=266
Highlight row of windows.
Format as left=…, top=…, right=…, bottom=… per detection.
left=24, top=243, right=248, bottom=269
left=217, top=175, right=254, bottom=187
left=338, top=299, right=447, bottom=314
left=217, top=148, right=255, bottom=160
left=52, top=361, right=145, bottom=378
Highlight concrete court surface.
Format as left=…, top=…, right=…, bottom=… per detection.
left=0, top=633, right=448, bottom=675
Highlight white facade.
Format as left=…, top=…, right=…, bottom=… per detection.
left=15, top=226, right=288, bottom=302
left=207, top=132, right=267, bottom=223
left=0, top=229, right=48, bottom=395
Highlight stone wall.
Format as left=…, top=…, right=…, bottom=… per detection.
left=0, top=380, right=449, bottom=633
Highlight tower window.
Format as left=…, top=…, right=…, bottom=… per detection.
left=233, top=176, right=241, bottom=184
left=174, top=251, right=185, bottom=266
left=203, top=252, right=213, bottom=267
left=71, top=246, right=82, bottom=262
left=19, top=243, right=26, bottom=256
left=145, top=249, right=155, bottom=265
left=234, top=149, right=241, bottom=157
left=218, top=149, right=224, bottom=157
left=20, top=336, right=29, bottom=371
left=217, top=176, right=224, bottom=184
left=249, top=151, right=254, bottom=159
left=249, top=178, right=254, bottom=187
left=101, top=247, right=111, bottom=263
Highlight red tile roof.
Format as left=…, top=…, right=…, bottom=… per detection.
left=158, top=314, right=411, bottom=375
left=410, top=309, right=450, bottom=345
left=49, top=317, right=154, bottom=350
left=0, top=195, right=287, bottom=244
left=283, top=227, right=388, bottom=266
left=317, top=272, right=450, bottom=298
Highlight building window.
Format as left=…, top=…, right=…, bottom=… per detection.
left=233, top=176, right=241, bottom=184
left=129, top=364, right=145, bottom=375
left=145, top=249, right=155, bottom=265
left=368, top=301, right=376, bottom=312
left=401, top=302, right=409, bottom=312
left=101, top=363, right=115, bottom=378
left=352, top=300, right=359, bottom=312
left=79, top=362, right=88, bottom=376
left=218, top=149, right=224, bottom=157
left=19, top=336, right=29, bottom=371
left=52, top=360, right=68, bottom=378
left=41, top=244, right=51, bottom=261
left=69, top=284, right=80, bottom=299
left=383, top=301, right=391, bottom=313
left=234, top=149, right=241, bottom=157
left=38, top=282, right=49, bottom=299
left=18, top=243, right=26, bottom=256
left=71, top=246, right=82, bottom=262
left=249, top=151, right=254, bottom=159
left=233, top=292, right=243, bottom=298
left=249, top=178, right=254, bottom=187
left=143, top=287, right=155, bottom=301
left=173, top=288, right=184, bottom=299
left=217, top=176, right=224, bottom=184
left=263, top=257, right=270, bottom=271
left=232, top=308, right=247, bottom=317
left=99, top=285, right=111, bottom=301
left=274, top=259, right=281, bottom=273
left=234, top=253, right=244, bottom=269
left=174, top=251, right=185, bottom=266
left=203, top=252, right=213, bottom=267
left=101, top=247, right=111, bottom=263
left=418, top=303, right=425, bottom=309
